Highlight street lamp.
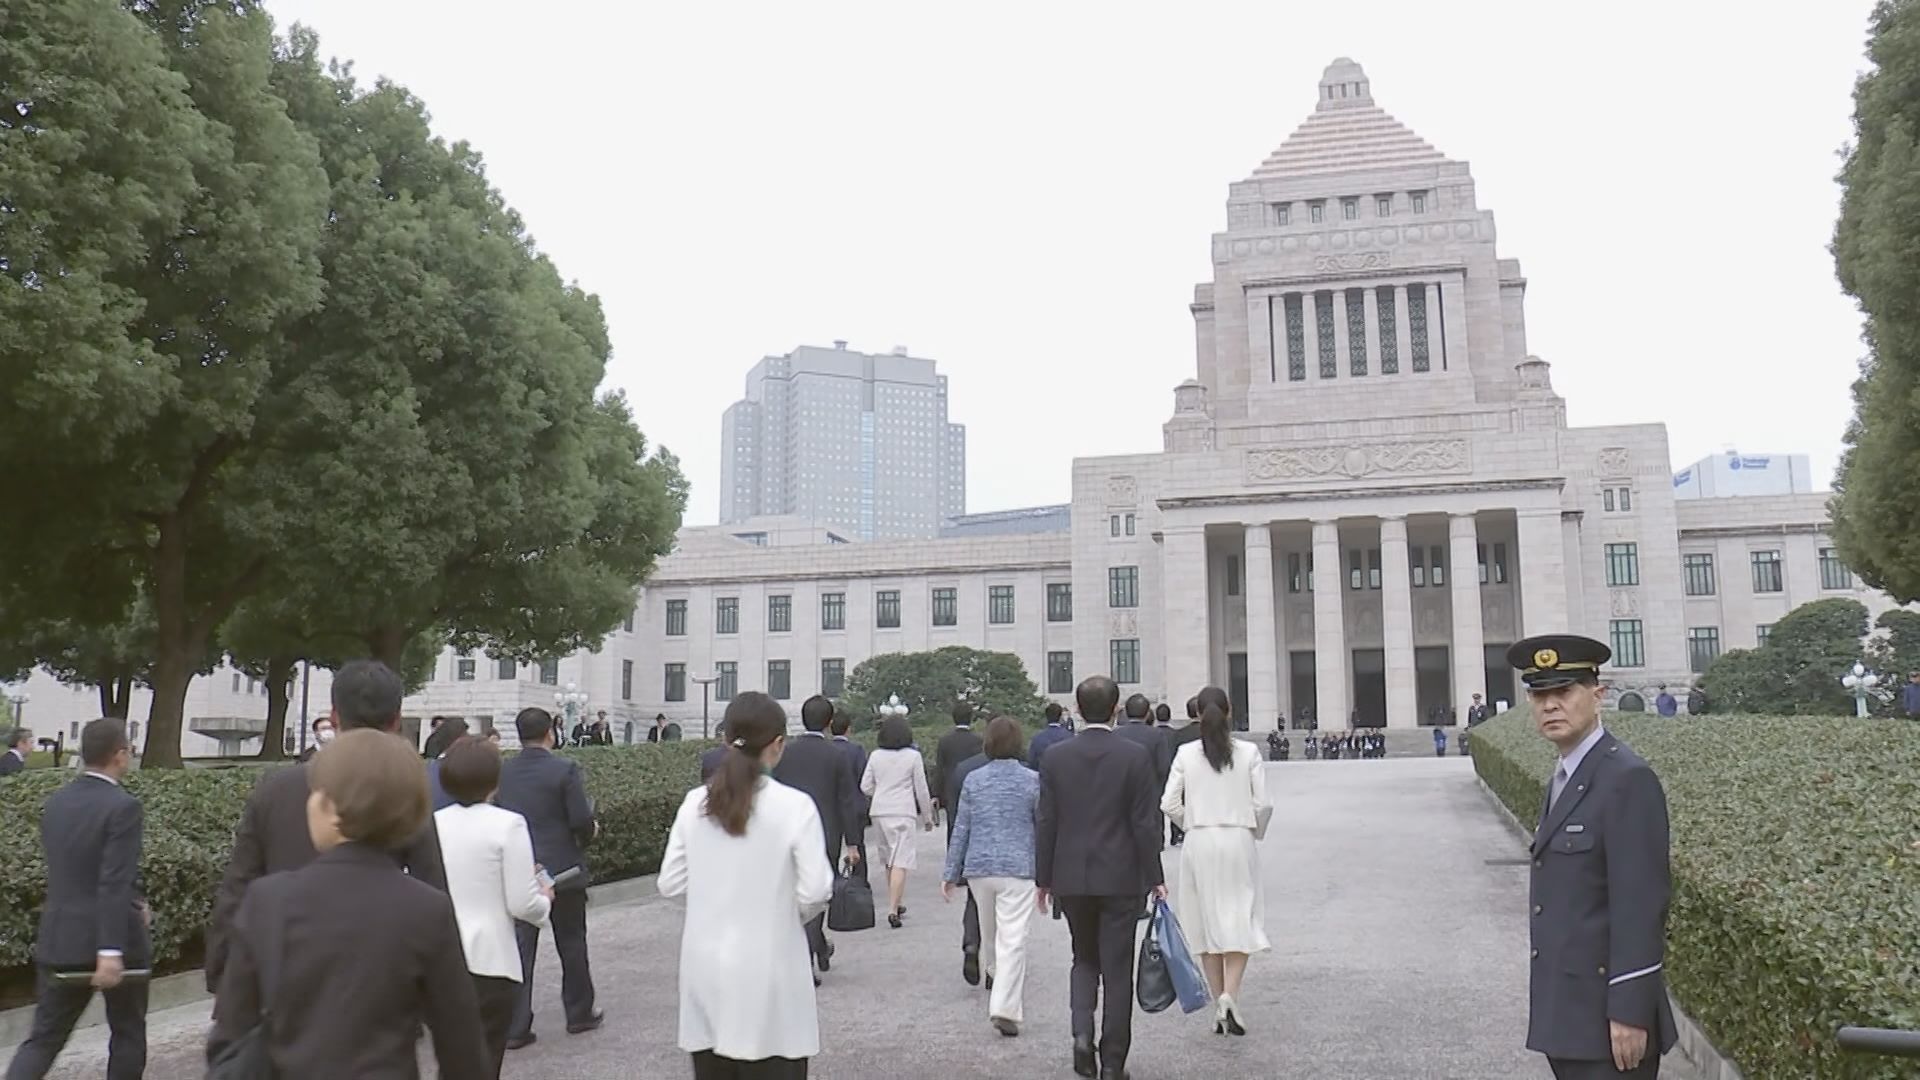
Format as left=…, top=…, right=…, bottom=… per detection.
left=554, top=681, right=589, bottom=741
left=877, top=694, right=909, bottom=723
left=1841, top=662, right=1881, bottom=718
left=690, top=674, right=721, bottom=740
left=3, top=686, right=28, bottom=728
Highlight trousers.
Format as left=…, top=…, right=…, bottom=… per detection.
left=4, top=967, right=147, bottom=1080
left=511, top=888, right=596, bottom=1038
left=972, top=876, right=1036, bottom=1023
left=1057, top=894, right=1140, bottom=1070
left=472, top=973, right=519, bottom=1080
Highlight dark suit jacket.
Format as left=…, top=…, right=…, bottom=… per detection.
left=772, top=732, right=862, bottom=863
left=699, top=745, right=727, bottom=782
left=1115, top=720, right=1173, bottom=787
left=935, top=727, right=984, bottom=811
left=0, top=750, right=26, bottom=777
left=35, top=774, right=148, bottom=968
left=1171, top=724, right=1204, bottom=752
left=832, top=736, right=869, bottom=816
left=1035, top=728, right=1164, bottom=897
left=1528, top=733, right=1676, bottom=1061
left=1028, top=724, right=1070, bottom=771
left=495, top=747, right=596, bottom=885
left=209, top=761, right=447, bottom=990
left=207, top=843, right=489, bottom=1080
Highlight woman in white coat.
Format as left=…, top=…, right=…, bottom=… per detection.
left=1161, top=684, right=1271, bottom=1037
left=660, top=692, right=834, bottom=1079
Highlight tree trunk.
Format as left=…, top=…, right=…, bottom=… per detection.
left=144, top=517, right=193, bottom=770
left=258, top=655, right=293, bottom=760
left=96, top=677, right=134, bottom=720
left=366, top=624, right=408, bottom=671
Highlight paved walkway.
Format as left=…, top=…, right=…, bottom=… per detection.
left=46, top=757, right=1633, bottom=1079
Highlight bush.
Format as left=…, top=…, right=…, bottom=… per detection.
left=1470, top=709, right=1920, bottom=1080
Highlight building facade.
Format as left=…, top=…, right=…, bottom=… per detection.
left=719, top=341, right=966, bottom=540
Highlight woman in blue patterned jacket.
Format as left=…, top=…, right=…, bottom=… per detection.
left=940, top=715, right=1040, bottom=1037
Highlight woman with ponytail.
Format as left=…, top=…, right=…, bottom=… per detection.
left=1160, top=685, right=1272, bottom=1037
left=660, top=692, right=834, bottom=1079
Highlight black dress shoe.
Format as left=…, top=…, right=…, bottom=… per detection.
left=1072, top=1037, right=1097, bottom=1078
left=566, top=1011, right=605, bottom=1035
left=1099, top=1065, right=1128, bottom=1080
left=983, top=973, right=994, bottom=991
left=818, top=941, right=833, bottom=972
left=962, top=950, right=980, bottom=986
left=506, top=1033, right=536, bottom=1051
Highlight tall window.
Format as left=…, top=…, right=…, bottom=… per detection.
left=1367, top=548, right=1382, bottom=590
left=767, top=660, right=791, bottom=701
left=1683, top=553, right=1716, bottom=596
left=876, top=590, right=901, bottom=628
left=1413, top=555, right=1427, bottom=588
left=456, top=656, right=475, bottom=681
left=1109, top=514, right=1121, bottom=538
left=1686, top=628, right=1721, bottom=674
left=768, top=594, right=792, bottom=633
left=1408, top=283, right=1431, bottom=372
left=1491, top=542, right=1509, bottom=584
left=1375, top=286, right=1399, bottom=374
left=1410, top=190, right=1428, bottom=213
left=1047, top=651, right=1074, bottom=694
left=714, top=662, right=737, bottom=702
left=1348, top=548, right=1364, bottom=591
left=1755, top=624, right=1772, bottom=646
left=1603, top=488, right=1614, bottom=512
left=1047, top=583, right=1073, bottom=622
left=821, top=592, right=846, bottom=630
left=622, top=612, right=634, bottom=633
left=821, top=658, right=846, bottom=698
left=715, top=597, right=739, bottom=634
left=1315, top=290, right=1338, bottom=378
left=1346, top=288, right=1368, bottom=376
left=1341, top=197, right=1359, bottom=220
left=1287, top=553, right=1304, bottom=593
left=932, top=587, right=958, bottom=626
left=1609, top=620, right=1645, bottom=668
left=1273, top=203, right=1290, bottom=226
left=1818, top=548, right=1852, bottom=590
left=497, top=656, right=517, bottom=680
left=539, top=659, right=558, bottom=685
left=1284, top=294, right=1307, bottom=382
left=1375, top=194, right=1392, bottom=217
left=621, top=660, right=633, bottom=701
left=1430, top=545, right=1445, bottom=587
left=1111, top=639, right=1141, bottom=684
left=988, top=585, right=1015, bottom=625
left=1108, top=566, right=1139, bottom=608
left=665, top=598, right=687, bottom=636
left=1309, top=201, right=1325, bottom=223
left=1604, top=543, right=1640, bottom=587
left=1618, top=488, right=1633, bottom=511
left=1750, top=550, right=1784, bottom=593
left=1124, top=513, right=1136, bottom=536
left=1225, top=556, right=1241, bottom=597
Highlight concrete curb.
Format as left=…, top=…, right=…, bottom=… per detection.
left=1471, top=776, right=1745, bottom=1080
left=0, top=872, right=663, bottom=1047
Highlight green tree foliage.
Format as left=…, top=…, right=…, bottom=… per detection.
left=1699, top=598, right=1872, bottom=715
left=1831, top=0, right=1920, bottom=602
left=842, top=647, right=1048, bottom=728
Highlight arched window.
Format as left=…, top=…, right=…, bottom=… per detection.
left=1616, top=691, right=1646, bottom=713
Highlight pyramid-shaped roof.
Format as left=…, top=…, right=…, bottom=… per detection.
left=1250, top=58, right=1451, bottom=180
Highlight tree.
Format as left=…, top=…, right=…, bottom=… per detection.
left=843, top=647, right=1049, bottom=729
left=1698, top=598, right=1872, bottom=715
left=1831, top=0, right=1920, bottom=601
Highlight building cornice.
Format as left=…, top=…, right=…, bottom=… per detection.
left=652, top=558, right=1071, bottom=590
left=1677, top=523, right=1828, bottom=540
left=1156, top=477, right=1564, bottom=511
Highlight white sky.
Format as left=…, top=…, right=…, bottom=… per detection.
left=264, top=0, right=1878, bottom=527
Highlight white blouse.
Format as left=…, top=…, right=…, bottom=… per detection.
left=1162, top=740, right=1271, bottom=834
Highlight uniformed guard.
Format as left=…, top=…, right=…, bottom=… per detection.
left=1509, top=634, right=1675, bottom=1078
left=1304, top=732, right=1318, bottom=760
left=1266, top=729, right=1283, bottom=762
left=1277, top=732, right=1290, bottom=761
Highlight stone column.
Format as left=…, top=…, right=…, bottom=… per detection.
left=1379, top=515, right=1418, bottom=729
left=1243, top=523, right=1280, bottom=731
left=1362, top=286, right=1382, bottom=377
left=1302, top=293, right=1323, bottom=380
left=1311, top=519, right=1348, bottom=730
left=1161, top=525, right=1212, bottom=705
left=1516, top=509, right=1570, bottom=638
left=1449, top=513, right=1487, bottom=716
left=1394, top=284, right=1414, bottom=374
left=1247, top=293, right=1273, bottom=385
left=1440, top=276, right=1471, bottom=372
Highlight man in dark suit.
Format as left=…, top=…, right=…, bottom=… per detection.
left=1510, top=635, right=1675, bottom=1079
left=1166, top=697, right=1204, bottom=847
left=6, top=719, right=148, bottom=1080
left=772, top=696, right=863, bottom=976
left=498, top=706, right=602, bottom=1049
left=1036, top=676, right=1166, bottom=1080
left=1115, top=693, right=1173, bottom=877
left=1029, top=703, right=1071, bottom=770
left=934, top=701, right=985, bottom=982
left=208, top=659, right=447, bottom=996
left=699, top=721, right=729, bottom=782
left=0, top=727, right=31, bottom=776
left=829, top=708, right=870, bottom=882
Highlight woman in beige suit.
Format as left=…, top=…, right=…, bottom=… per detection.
left=860, top=716, right=933, bottom=928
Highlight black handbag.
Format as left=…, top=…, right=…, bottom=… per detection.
left=206, top=895, right=284, bottom=1079
left=1135, top=913, right=1175, bottom=1014
left=826, top=863, right=876, bottom=932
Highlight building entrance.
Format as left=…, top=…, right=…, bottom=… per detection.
left=1415, top=647, right=1451, bottom=725
left=1228, top=652, right=1249, bottom=731
left=1289, top=651, right=1317, bottom=728
left=1351, top=648, right=1386, bottom=727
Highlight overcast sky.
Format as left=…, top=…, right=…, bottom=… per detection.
left=265, top=0, right=1878, bottom=526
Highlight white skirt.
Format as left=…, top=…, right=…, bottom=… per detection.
left=1174, top=825, right=1270, bottom=955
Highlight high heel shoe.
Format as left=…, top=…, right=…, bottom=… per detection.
left=1212, top=998, right=1228, bottom=1036
left=1220, top=994, right=1246, bottom=1037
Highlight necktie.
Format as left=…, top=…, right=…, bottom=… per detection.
left=1549, top=763, right=1570, bottom=809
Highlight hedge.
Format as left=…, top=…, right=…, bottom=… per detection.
left=1470, top=710, right=1920, bottom=1080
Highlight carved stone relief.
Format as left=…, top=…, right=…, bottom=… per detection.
left=1416, top=604, right=1444, bottom=638
left=1608, top=589, right=1639, bottom=617
left=1312, top=252, right=1391, bottom=272
left=1110, top=611, right=1139, bottom=636
left=1596, top=447, right=1632, bottom=479
left=1105, top=475, right=1138, bottom=506
left=1246, top=440, right=1469, bottom=484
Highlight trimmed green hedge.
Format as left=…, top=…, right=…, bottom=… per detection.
left=1470, top=710, right=1920, bottom=1080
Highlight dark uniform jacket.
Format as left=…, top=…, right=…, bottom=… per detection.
left=1528, top=732, right=1677, bottom=1062
left=36, top=774, right=149, bottom=968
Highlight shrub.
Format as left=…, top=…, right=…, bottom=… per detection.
left=1471, top=709, right=1920, bottom=1080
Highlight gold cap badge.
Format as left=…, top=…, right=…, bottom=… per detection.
left=1533, top=648, right=1559, bottom=669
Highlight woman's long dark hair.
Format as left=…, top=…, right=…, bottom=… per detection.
left=1196, top=685, right=1234, bottom=772
left=706, top=692, right=786, bottom=837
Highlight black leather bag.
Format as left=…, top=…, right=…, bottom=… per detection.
left=1135, top=913, right=1175, bottom=1014
left=206, top=893, right=284, bottom=1079
left=826, top=865, right=875, bottom=932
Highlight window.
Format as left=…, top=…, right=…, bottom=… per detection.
left=1284, top=294, right=1307, bottom=382
left=1411, top=190, right=1428, bottom=214
left=768, top=660, right=791, bottom=700
left=932, top=587, right=958, bottom=626
left=498, top=656, right=517, bottom=680
left=1683, top=553, right=1716, bottom=596
left=1047, top=583, right=1073, bottom=622
left=247, top=677, right=257, bottom=695
left=1341, top=197, right=1359, bottom=221
left=1110, top=514, right=1121, bottom=538
left=1108, top=566, right=1139, bottom=608
left=1756, top=624, right=1772, bottom=646
left=1605, top=543, right=1640, bottom=587
left=1368, top=549, right=1382, bottom=590
left=1375, top=286, right=1399, bottom=375
left=1620, top=488, right=1633, bottom=511
left=1047, top=651, right=1074, bottom=694
left=1309, top=201, right=1326, bottom=224
left=539, top=659, right=559, bottom=686
left=665, top=599, right=687, bottom=636
left=821, top=592, right=846, bottom=630
left=231, top=673, right=240, bottom=693
left=1430, top=545, right=1445, bottom=587
left=1345, top=288, right=1368, bottom=376
left=1609, top=619, right=1646, bottom=668
left=1475, top=543, right=1486, bottom=585
left=1819, top=548, right=1852, bottom=590
left=987, top=585, right=1016, bottom=625
left=621, top=660, right=633, bottom=701
left=768, top=594, right=792, bottom=633
left=821, top=658, right=846, bottom=698
left=714, top=662, right=737, bottom=702
left=1124, top=513, right=1136, bottom=536
left=1413, top=557, right=1427, bottom=587
left=1273, top=203, right=1290, bottom=226
left=1687, top=628, right=1721, bottom=674
left=1315, top=290, right=1338, bottom=378
left=1225, top=556, right=1241, bottom=597
left=715, top=597, right=739, bottom=634
left=1492, top=542, right=1508, bottom=584
left=457, top=656, right=475, bottom=681
left=876, top=590, right=901, bottom=628
left=1750, top=550, right=1784, bottom=593
left=1603, top=488, right=1614, bottom=512
left=1376, top=194, right=1392, bottom=217
left=1349, top=549, right=1363, bottom=591
left=1111, top=639, right=1141, bottom=684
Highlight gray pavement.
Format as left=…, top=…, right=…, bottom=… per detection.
left=40, top=757, right=1678, bottom=1079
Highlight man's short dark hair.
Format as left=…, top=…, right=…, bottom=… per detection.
left=80, top=719, right=128, bottom=767
left=800, top=695, right=834, bottom=732
left=1122, top=694, right=1151, bottom=720
left=1154, top=703, right=1172, bottom=724
left=982, top=715, right=1025, bottom=761
left=439, top=735, right=502, bottom=806
left=1076, top=676, right=1119, bottom=724
left=1044, top=702, right=1063, bottom=724
left=4, top=728, right=30, bottom=752
left=1185, top=696, right=1200, bottom=720
left=515, top=707, right=554, bottom=746
left=952, top=701, right=972, bottom=727
left=332, top=659, right=404, bottom=732
left=423, top=717, right=469, bottom=759
left=829, top=710, right=852, bottom=737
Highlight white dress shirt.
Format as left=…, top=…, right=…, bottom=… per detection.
left=434, top=802, right=552, bottom=981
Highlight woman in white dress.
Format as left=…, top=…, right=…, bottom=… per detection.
left=1160, top=684, right=1271, bottom=1037
left=859, top=716, right=933, bottom=928
left=659, top=692, right=835, bottom=1079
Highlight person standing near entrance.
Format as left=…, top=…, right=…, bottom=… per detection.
left=1466, top=693, right=1492, bottom=726
left=1509, top=635, right=1674, bottom=1079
